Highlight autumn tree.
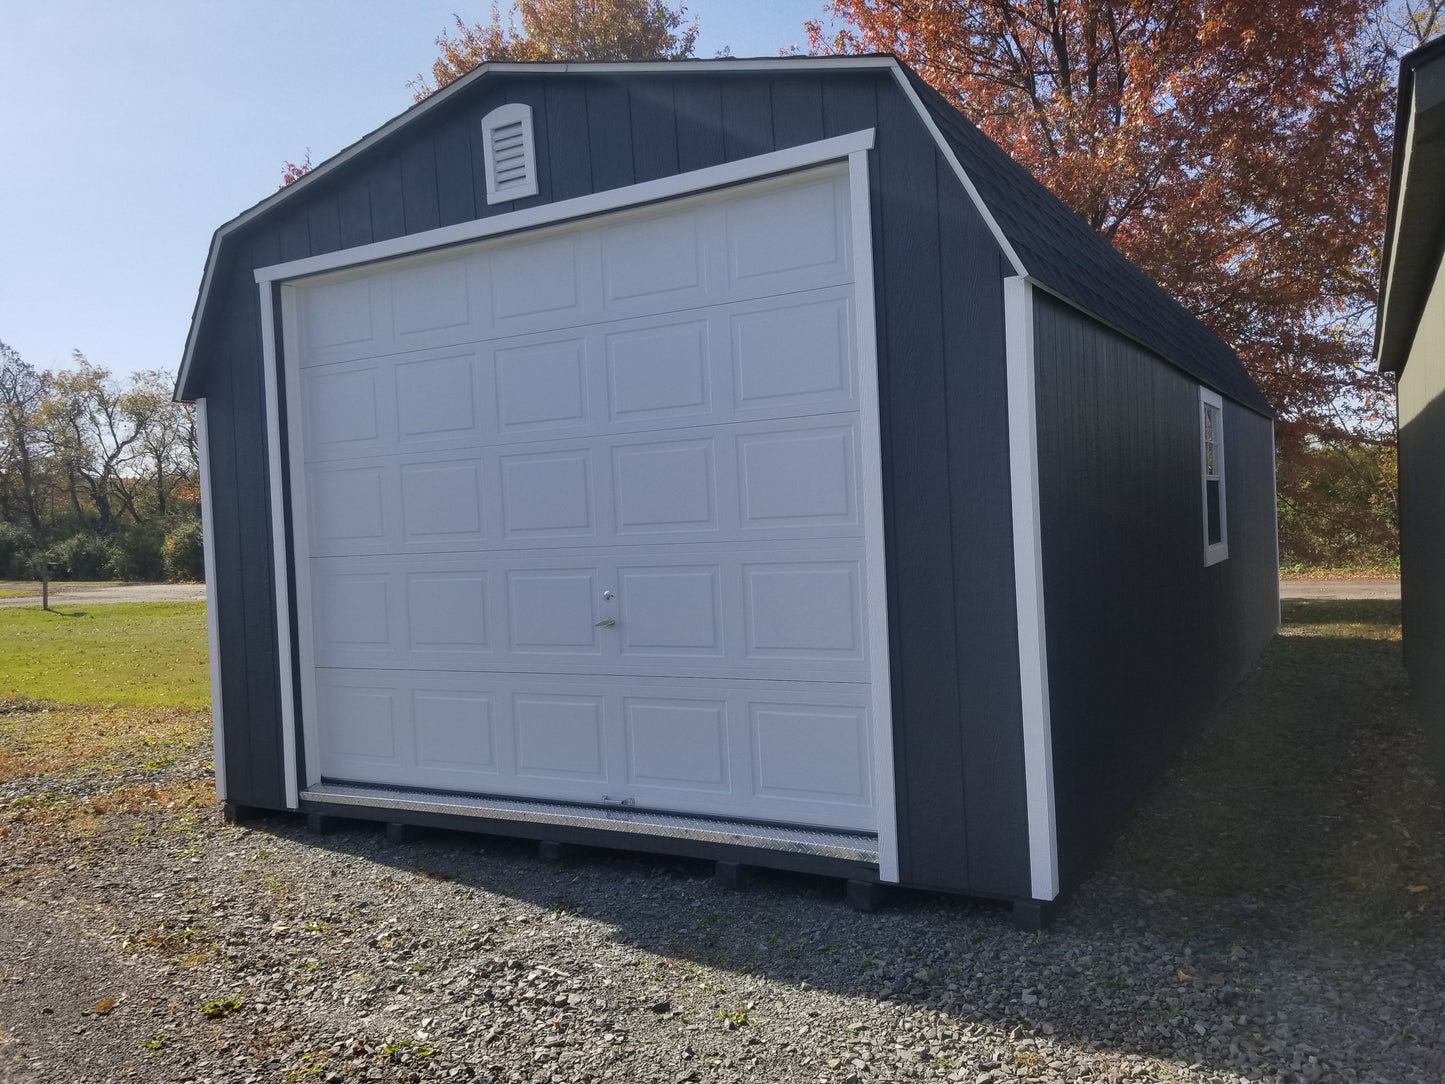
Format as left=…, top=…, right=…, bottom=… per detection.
left=412, top=0, right=698, bottom=98
left=811, top=1, right=1400, bottom=562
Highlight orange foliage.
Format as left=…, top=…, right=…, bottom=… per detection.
left=414, top=0, right=698, bottom=98
left=811, top=1, right=1395, bottom=448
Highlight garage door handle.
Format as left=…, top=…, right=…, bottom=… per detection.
left=595, top=618, right=616, bottom=628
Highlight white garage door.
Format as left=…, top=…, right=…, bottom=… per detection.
left=285, top=164, right=885, bottom=833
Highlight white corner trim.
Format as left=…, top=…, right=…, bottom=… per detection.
left=1200, top=387, right=1229, bottom=567
left=1004, top=276, right=1058, bottom=902
left=1376, top=93, right=1419, bottom=368
left=847, top=146, right=899, bottom=884
left=279, top=286, right=323, bottom=792
left=253, top=129, right=875, bottom=284
left=259, top=283, right=300, bottom=810
left=481, top=102, right=540, bottom=205
left=194, top=397, right=226, bottom=802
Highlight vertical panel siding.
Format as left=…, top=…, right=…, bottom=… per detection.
left=542, top=81, right=594, bottom=202
left=630, top=82, right=678, bottom=182
left=1032, top=292, right=1278, bottom=887
left=585, top=78, right=635, bottom=191
left=434, top=114, right=477, bottom=226
left=771, top=77, right=826, bottom=148
left=720, top=81, right=773, bottom=160
left=673, top=79, right=724, bottom=172
left=936, top=158, right=1029, bottom=897
left=400, top=137, right=441, bottom=234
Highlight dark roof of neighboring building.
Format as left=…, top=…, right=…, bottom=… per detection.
left=1377, top=34, right=1445, bottom=374
left=901, top=68, right=1270, bottom=415
left=179, top=55, right=1270, bottom=416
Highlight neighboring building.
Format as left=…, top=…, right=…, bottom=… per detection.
left=178, top=56, right=1278, bottom=924
left=1377, top=35, right=1445, bottom=776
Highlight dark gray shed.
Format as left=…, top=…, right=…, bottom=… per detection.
left=178, top=55, right=1278, bottom=920
left=1377, top=35, right=1445, bottom=777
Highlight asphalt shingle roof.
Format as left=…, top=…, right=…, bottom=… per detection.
left=901, top=67, right=1272, bottom=417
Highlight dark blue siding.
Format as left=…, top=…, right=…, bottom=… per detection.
left=1032, top=292, right=1278, bottom=887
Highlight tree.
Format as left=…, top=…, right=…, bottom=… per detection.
left=42, top=354, right=161, bottom=535
left=412, top=0, right=698, bottom=98
left=0, top=342, right=50, bottom=533
left=809, top=1, right=1399, bottom=561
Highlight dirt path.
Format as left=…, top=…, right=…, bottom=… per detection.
left=0, top=583, right=206, bottom=608
left=1278, top=576, right=1400, bottom=600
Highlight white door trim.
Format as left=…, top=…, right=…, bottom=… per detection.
left=259, top=283, right=301, bottom=809
left=258, top=140, right=898, bottom=871
left=253, top=130, right=874, bottom=286
left=1004, top=276, right=1058, bottom=901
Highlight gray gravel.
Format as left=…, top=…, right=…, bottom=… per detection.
left=2, top=780, right=1441, bottom=1084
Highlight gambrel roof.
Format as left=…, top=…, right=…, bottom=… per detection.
left=178, top=55, right=1268, bottom=416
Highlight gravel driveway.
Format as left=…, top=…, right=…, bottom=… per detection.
left=0, top=582, right=206, bottom=608
left=1, top=593, right=1438, bottom=1084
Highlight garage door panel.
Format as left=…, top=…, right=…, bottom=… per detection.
left=605, top=318, right=713, bottom=422
left=310, top=546, right=871, bottom=678
left=724, top=174, right=850, bottom=290
left=313, top=668, right=876, bottom=829
left=304, top=415, right=863, bottom=559
left=297, top=289, right=860, bottom=472
left=743, top=561, right=865, bottom=661
left=731, top=296, right=854, bottom=408
left=297, top=165, right=881, bottom=833
left=498, top=448, right=599, bottom=539
left=297, top=274, right=394, bottom=364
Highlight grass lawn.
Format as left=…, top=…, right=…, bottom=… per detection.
left=0, top=602, right=209, bottom=710
left=1105, top=597, right=1444, bottom=943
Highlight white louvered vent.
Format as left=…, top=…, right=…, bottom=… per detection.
left=481, top=103, right=539, bottom=205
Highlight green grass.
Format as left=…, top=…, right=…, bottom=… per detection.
left=1104, top=597, right=1444, bottom=944
left=0, top=602, right=209, bottom=709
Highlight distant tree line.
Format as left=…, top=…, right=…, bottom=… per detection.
left=0, top=342, right=202, bottom=582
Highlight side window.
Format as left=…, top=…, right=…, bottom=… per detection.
left=1200, top=387, right=1228, bottom=565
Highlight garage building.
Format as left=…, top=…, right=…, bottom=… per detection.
left=177, top=56, right=1279, bottom=920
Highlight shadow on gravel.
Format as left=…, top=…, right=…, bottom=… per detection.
left=243, top=596, right=1444, bottom=1079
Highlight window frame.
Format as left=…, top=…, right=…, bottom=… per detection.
left=1199, top=386, right=1228, bottom=566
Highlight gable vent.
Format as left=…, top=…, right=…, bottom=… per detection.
left=481, top=103, right=539, bottom=205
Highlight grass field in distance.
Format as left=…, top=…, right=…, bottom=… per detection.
left=0, top=601, right=209, bottom=710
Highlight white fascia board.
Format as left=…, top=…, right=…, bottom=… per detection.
left=194, top=398, right=226, bottom=801
left=253, top=130, right=875, bottom=284
left=178, top=56, right=1030, bottom=392
left=1004, top=275, right=1059, bottom=902
left=1375, top=94, right=1418, bottom=370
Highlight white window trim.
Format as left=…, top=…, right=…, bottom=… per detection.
left=481, top=103, right=539, bottom=205
left=1200, top=387, right=1229, bottom=566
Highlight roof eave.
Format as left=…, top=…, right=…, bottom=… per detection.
left=1376, top=35, right=1445, bottom=376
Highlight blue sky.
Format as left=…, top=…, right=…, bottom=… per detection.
left=0, top=1, right=842, bottom=382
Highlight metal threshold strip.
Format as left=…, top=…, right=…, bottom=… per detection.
left=301, top=783, right=879, bottom=865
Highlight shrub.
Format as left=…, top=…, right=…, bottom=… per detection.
left=53, top=532, right=116, bottom=580
left=110, top=522, right=166, bottom=582
left=163, top=517, right=205, bottom=582
left=0, top=523, right=39, bottom=579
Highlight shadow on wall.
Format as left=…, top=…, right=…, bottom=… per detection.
left=1399, top=385, right=1445, bottom=782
